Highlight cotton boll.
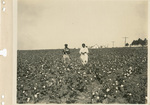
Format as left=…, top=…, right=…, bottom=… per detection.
left=121, top=85, right=124, bottom=87
left=34, top=94, right=37, bottom=98
left=27, top=98, right=30, bottom=102
left=106, top=88, right=110, bottom=92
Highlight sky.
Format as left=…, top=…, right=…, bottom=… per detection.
left=18, top=0, right=148, bottom=50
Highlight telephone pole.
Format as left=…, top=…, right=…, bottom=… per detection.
left=123, top=37, right=128, bottom=46
left=112, top=41, right=115, bottom=48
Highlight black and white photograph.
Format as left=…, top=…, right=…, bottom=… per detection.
left=17, top=0, right=148, bottom=104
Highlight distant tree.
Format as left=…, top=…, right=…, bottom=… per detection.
left=131, top=40, right=135, bottom=45
left=125, top=43, right=129, bottom=47
left=143, top=38, right=148, bottom=46
left=131, top=38, right=148, bottom=46
left=138, top=38, right=143, bottom=45
left=131, top=40, right=139, bottom=45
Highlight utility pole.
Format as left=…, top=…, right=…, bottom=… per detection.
left=123, top=37, right=128, bottom=46
left=112, top=41, right=115, bottom=48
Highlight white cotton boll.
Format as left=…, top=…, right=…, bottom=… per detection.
left=27, top=98, right=30, bottom=102
left=145, top=96, right=147, bottom=100
left=129, top=67, right=132, bottom=70
left=121, top=85, right=124, bottom=87
left=49, top=82, right=53, bottom=86
left=34, top=94, right=37, bottom=98
left=115, top=81, right=118, bottom=85
left=106, top=88, right=110, bottom=92
left=129, top=93, right=132, bottom=96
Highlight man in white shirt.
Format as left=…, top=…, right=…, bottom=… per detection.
left=79, top=43, right=89, bottom=65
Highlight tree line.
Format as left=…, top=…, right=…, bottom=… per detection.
left=125, top=38, right=148, bottom=47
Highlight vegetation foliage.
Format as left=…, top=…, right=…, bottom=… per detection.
left=17, top=48, right=147, bottom=104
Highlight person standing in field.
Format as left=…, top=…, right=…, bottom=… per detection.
left=63, top=44, right=70, bottom=64
left=79, top=43, right=89, bottom=65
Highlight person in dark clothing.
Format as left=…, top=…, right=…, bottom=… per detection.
left=63, top=44, right=70, bottom=64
